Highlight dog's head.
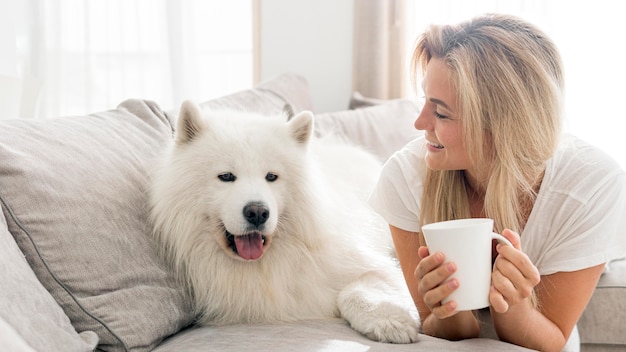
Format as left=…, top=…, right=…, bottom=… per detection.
left=169, top=100, right=315, bottom=261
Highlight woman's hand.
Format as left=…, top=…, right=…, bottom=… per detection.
left=489, top=229, right=540, bottom=313
left=414, top=246, right=459, bottom=319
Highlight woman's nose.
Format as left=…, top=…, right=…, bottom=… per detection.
left=414, top=108, right=429, bottom=131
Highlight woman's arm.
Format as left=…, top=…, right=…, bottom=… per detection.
left=490, top=229, right=604, bottom=351
left=390, top=225, right=480, bottom=340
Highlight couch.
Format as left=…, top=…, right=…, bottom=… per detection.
left=0, top=73, right=624, bottom=352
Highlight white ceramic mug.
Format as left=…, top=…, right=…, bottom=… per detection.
left=421, top=218, right=512, bottom=311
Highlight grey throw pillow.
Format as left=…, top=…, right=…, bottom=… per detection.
left=0, top=99, right=194, bottom=351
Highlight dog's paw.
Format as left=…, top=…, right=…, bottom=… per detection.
left=338, top=270, right=420, bottom=343
left=352, top=302, right=420, bottom=344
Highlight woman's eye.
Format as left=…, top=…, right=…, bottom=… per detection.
left=218, top=172, right=236, bottom=182
left=434, top=111, right=448, bottom=119
left=266, top=172, right=278, bottom=182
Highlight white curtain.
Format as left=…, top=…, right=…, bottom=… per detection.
left=352, top=0, right=408, bottom=100
left=12, top=0, right=253, bottom=118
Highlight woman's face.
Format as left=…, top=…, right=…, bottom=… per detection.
left=414, top=58, right=472, bottom=172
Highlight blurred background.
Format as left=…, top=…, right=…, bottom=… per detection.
left=1, top=0, right=624, bottom=168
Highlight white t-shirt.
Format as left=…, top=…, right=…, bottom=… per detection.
left=369, top=134, right=626, bottom=275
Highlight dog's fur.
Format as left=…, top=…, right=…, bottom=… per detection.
left=149, top=101, right=419, bottom=343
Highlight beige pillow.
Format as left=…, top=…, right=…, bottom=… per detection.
left=315, top=98, right=423, bottom=162
left=167, top=72, right=314, bottom=121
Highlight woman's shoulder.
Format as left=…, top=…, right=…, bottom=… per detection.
left=391, top=135, right=427, bottom=158
left=376, top=136, right=429, bottom=195
left=545, top=134, right=625, bottom=194
left=553, top=134, right=622, bottom=171
left=369, top=136, right=426, bottom=231
left=526, top=135, right=626, bottom=273
left=382, top=135, right=428, bottom=174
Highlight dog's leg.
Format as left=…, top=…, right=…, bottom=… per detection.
left=338, top=270, right=420, bottom=344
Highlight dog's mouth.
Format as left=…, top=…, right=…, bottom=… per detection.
left=225, top=230, right=270, bottom=261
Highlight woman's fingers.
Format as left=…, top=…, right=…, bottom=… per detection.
left=501, top=229, right=522, bottom=250
left=431, top=299, right=458, bottom=318
left=497, top=244, right=540, bottom=286
left=490, top=230, right=540, bottom=312
left=489, top=285, right=509, bottom=313
left=415, top=249, right=460, bottom=318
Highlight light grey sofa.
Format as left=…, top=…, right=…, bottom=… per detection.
left=0, top=73, right=624, bottom=352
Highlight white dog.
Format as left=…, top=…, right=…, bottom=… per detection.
left=149, top=101, right=419, bottom=343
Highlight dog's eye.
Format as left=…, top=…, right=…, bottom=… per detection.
left=266, top=172, right=278, bottom=182
left=218, top=172, right=236, bottom=182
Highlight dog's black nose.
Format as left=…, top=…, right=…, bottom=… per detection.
left=243, top=202, right=269, bottom=227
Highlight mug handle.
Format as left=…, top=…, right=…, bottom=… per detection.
left=491, top=232, right=513, bottom=247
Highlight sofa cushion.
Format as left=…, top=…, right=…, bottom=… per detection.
left=0, top=99, right=194, bottom=351
left=315, top=98, right=423, bottom=162
left=151, top=319, right=534, bottom=352
left=578, top=258, right=626, bottom=347
left=0, top=207, right=98, bottom=352
left=167, top=72, right=314, bottom=121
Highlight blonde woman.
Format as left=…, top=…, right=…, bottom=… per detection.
left=369, top=13, right=626, bottom=352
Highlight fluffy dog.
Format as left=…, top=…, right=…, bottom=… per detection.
left=149, top=101, right=419, bottom=343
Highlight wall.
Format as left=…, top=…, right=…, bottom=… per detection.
left=257, top=0, right=354, bottom=113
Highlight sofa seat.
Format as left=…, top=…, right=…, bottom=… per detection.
left=152, top=318, right=535, bottom=352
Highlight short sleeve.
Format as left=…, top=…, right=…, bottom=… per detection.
left=525, top=136, right=626, bottom=275
left=536, top=171, right=626, bottom=274
left=368, top=137, right=427, bottom=233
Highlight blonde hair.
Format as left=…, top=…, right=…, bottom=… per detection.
left=412, top=13, right=564, bottom=233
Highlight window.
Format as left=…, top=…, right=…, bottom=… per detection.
left=405, top=1, right=626, bottom=168
left=25, top=0, right=253, bottom=117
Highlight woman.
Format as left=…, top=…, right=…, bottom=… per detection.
left=368, top=13, right=626, bottom=352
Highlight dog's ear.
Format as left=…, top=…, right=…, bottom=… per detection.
left=176, top=100, right=205, bottom=145
left=288, top=111, right=314, bottom=144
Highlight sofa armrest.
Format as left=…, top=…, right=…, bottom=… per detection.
left=578, top=258, right=626, bottom=351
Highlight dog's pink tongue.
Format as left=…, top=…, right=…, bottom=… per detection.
left=235, top=233, right=264, bottom=260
